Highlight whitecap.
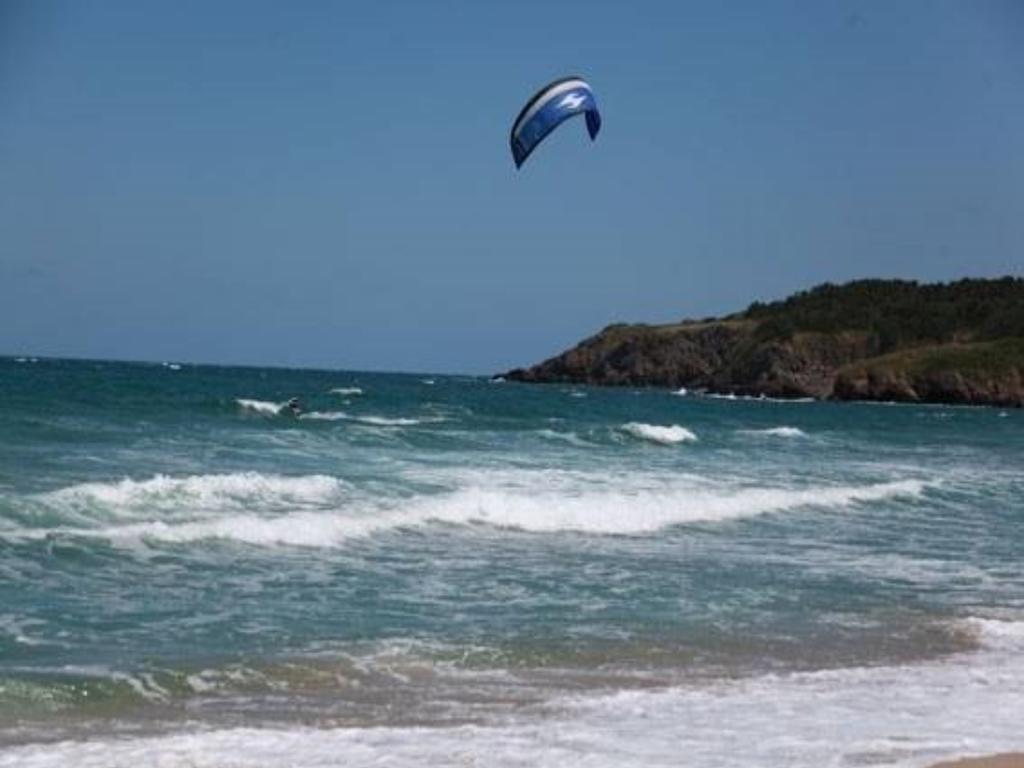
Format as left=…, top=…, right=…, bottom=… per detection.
left=299, top=411, right=349, bottom=421
left=355, top=415, right=424, bottom=427
left=621, top=423, right=698, bottom=445
left=738, top=426, right=808, bottom=438
left=16, top=476, right=933, bottom=548
left=298, top=410, right=431, bottom=427
left=299, top=415, right=423, bottom=428
left=329, top=387, right=363, bottom=396
left=236, top=398, right=285, bottom=416
left=35, top=472, right=348, bottom=523
left=705, top=392, right=816, bottom=403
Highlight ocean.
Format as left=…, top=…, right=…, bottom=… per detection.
left=0, top=356, right=1022, bottom=767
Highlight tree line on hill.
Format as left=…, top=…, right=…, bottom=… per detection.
left=742, top=277, right=1024, bottom=353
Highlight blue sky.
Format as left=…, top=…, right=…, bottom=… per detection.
left=2, top=1, right=1022, bottom=373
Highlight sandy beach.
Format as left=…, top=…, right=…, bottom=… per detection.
left=932, top=755, right=1024, bottom=768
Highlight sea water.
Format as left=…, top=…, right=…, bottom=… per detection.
left=0, top=356, right=1022, bottom=766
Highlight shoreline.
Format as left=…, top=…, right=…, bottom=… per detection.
left=932, top=755, right=1024, bottom=768
left=498, top=377, right=1023, bottom=410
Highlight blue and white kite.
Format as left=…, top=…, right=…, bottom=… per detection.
left=510, top=76, right=601, bottom=168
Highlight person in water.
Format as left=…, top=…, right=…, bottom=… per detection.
left=287, top=397, right=302, bottom=416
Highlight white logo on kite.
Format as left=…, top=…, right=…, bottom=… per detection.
left=557, top=92, right=585, bottom=110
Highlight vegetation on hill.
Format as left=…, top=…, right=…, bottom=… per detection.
left=742, top=277, right=1024, bottom=352
left=506, top=277, right=1024, bottom=406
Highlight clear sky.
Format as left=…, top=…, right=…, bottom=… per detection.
left=2, top=1, right=1022, bottom=373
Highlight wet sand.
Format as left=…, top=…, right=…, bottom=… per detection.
left=931, top=755, right=1024, bottom=768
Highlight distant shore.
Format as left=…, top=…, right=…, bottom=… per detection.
left=504, top=278, right=1024, bottom=408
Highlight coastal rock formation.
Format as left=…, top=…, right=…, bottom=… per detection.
left=505, top=279, right=1024, bottom=407
left=832, top=339, right=1024, bottom=407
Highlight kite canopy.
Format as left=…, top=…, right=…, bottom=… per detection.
left=510, top=76, right=601, bottom=168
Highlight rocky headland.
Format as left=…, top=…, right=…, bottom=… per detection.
left=504, top=278, right=1024, bottom=407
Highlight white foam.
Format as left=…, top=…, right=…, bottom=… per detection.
left=38, top=472, right=348, bottom=521
left=672, top=387, right=688, bottom=396
left=236, top=398, right=285, bottom=416
left=705, top=392, right=816, bottom=403
left=298, top=410, right=427, bottom=426
left=4, top=618, right=1022, bottom=768
left=21, top=476, right=930, bottom=547
left=298, top=411, right=349, bottom=421
left=621, top=423, right=698, bottom=445
left=406, top=478, right=927, bottom=535
left=7, top=462, right=934, bottom=548
left=739, top=426, right=808, bottom=438
left=329, top=387, right=363, bottom=396
left=90, top=510, right=392, bottom=547
left=356, top=415, right=424, bottom=426
left=966, top=617, right=1024, bottom=648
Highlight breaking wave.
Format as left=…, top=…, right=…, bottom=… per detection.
left=299, top=411, right=430, bottom=426
left=236, top=399, right=286, bottom=416
left=329, top=387, right=364, bottom=396
left=30, top=473, right=349, bottom=524
left=298, top=411, right=348, bottom=421
left=3, top=472, right=930, bottom=547
left=621, top=423, right=698, bottom=445
left=356, top=415, right=428, bottom=427
left=739, top=426, right=808, bottom=438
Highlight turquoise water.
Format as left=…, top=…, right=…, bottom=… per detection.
left=1, top=356, right=1022, bottom=766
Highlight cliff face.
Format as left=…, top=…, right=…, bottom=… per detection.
left=508, top=321, right=751, bottom=389
left=504, top=279, right=1024, bottom=407
left=832, top=339, right=1024, bottom=407
left=507, top=322, right=870, bottom=398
